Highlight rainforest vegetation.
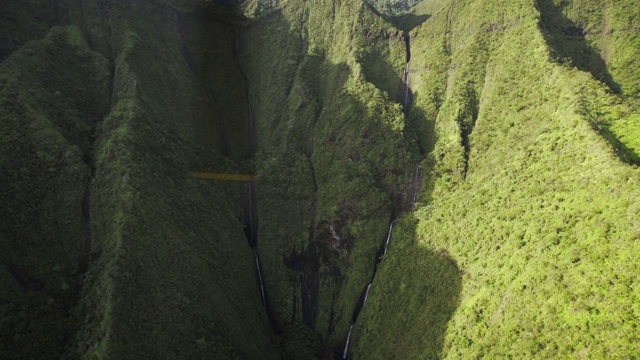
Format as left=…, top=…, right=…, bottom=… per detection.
left=0, top=0, right=638, bottom=359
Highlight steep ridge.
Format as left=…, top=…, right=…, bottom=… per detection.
left=353, top=0, right=640, bottom=358
left=73, top=2, right=278, bottom=358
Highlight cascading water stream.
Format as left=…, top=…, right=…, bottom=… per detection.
left=411, top=164, right=421, bottom=208
left=403, top=62, right=411, bottom=116
left=363, top=283, right=372, bottom=306
left=342, top=31, right=417, bottom=360
left=343, top=324, right=354, bottom=359
left=254, top=251, right=266, bottom=307
left=382, top=221, right=395, bottom=256
left=236, top=29, right=266, bottom=311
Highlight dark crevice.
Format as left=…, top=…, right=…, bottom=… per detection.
left=301, top=242, right=320, bottom=328
left=75, top=1, right=114, bottom=277
left=302, top=156, right=320, bottom=329
left=326, top=289, right=339, bottom=337
left=78, top=189, right=92, bottom=274
left=403, top=32, right=411, bottom=63
left=77, top=0, right=93, bottom=48
left=402, top=33, right=413, bottom=116
left=0, top=260, right=44, bottom=292
left=244, top=182, right=258, bottom=247
left=341, top=34, right=421, bottom=357
left=99, top=1, right=115, bottom=109
left=457, top=85, right=479, bottom=178
left=235, top=27, right=256, bottom=156
left=48, top=0, right=61, bottom=23
left=176, top=12, right=197, bottom=73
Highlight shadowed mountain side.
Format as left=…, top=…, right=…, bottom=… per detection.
left=351, top=215, right=462, bottom=359
left=358, top=28, right=408, bottom=104
left=536, top=0, right=620, bottom=94
left=535, top=0, right=640, bottom=164
left=251, top=65, right=417, bottom=354
left=60, top=2, right=279, bottom=358
left=0, top=0, right=78, bottom=60
left=388, top=13, right=431, bottom=33
left=239, top=4, right=420, bottom=355
left=177, top=9, right=252, bottom=159
left=0, top=24, right=109, bottom=358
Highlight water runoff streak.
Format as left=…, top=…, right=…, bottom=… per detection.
left=255, top=251, right=266, bottom=307
left=245, top=182, right=266, bottom=308
left=343, top=34, right=419, bottom=359
left=342, top=220, right=395, bottom=358
left=403, top=62, right=411, bottom=116
left=236, top=28, right=265, bottom=309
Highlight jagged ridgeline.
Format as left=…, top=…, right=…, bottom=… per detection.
left=1, top=0, right=639, bottom=359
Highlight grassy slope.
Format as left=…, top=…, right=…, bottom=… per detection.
left=354, top=0, right=640, bottom=358
left=241, top=0, right=418, bottom=354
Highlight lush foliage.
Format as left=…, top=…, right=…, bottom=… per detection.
left=2, top=0, right=639, bottom=358
left=0, top=25, right=107, bottom=358
left=1, top=1, right=277, bottom=358
left=241, top=0, right=419, bottom=352
left=353, top=0, right=640, bottom=358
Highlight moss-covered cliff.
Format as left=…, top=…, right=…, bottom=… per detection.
left=240, top=0, right=419, bottom=355
left=1, top=0, right=639, bottom=359
left=1, top=1, right=276, bottom=358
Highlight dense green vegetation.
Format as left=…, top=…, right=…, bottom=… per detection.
left=241, top=0, right=418, bottom=352
left=353, top=0, right=640, bottom=358
left=2, top=1, right=276, bottom=358
left=1, top=0, right=639, bottom=358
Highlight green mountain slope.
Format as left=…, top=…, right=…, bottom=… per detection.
left=240, top=0, right=418, bottom=354
left=353, top=0, right=640, bottom=358
left=1, top=1, right=276, bottom=358
left=1, top=0, right=639, bottom=358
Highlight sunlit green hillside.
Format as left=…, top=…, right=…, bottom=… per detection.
left=354, top=0, right=640, bottom=358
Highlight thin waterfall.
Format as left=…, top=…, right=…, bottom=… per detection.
left=249, top=106, right=255, bottom=154
left=363, top=283, right=372, bottom=307
left=383, top=221, right=395, bottom=255
left=342, top=31, right=415, bottom=360
left=236, top=27, right=256, bottom=156
left=248, top=183, right=253, bottom=238
left=237, top=27, right=266, bottom=315
left=403, top=62, right=411, bottom=116
left=343, top=324, right=354, bottom=359
left=245, top=183, right=265, bottom=306
left=343, top=220, right=394, bottom=359
left=254, top=251, right=266, bottom=307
